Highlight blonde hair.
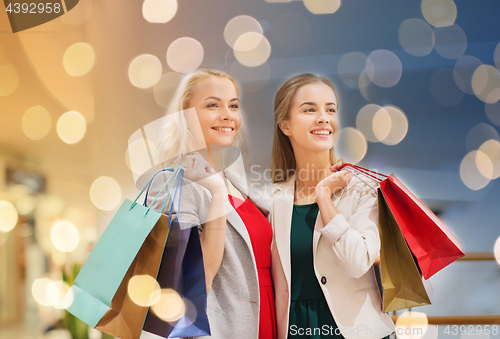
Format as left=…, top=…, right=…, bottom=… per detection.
left=271, top=73, right=339, bottom=183
left=157, top=68, right=248, bottom=166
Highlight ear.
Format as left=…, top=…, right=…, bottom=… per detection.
left=279, top=120, right=292, bottom=136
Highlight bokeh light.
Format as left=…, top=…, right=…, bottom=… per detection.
left=336, top=127, right=368, bottom=164
left=61, top=0, right=93, bottom=25
left=128, top=54, right=163, bottom=89
left=128, top=275, right=161, bottom=307
left=474, top=151, right=494, bottom=181
left=154, top=72, right=183, bottom=108
left=32, top=278, right=54, bottom=306
left=303, top=0, right=341, bottom=14
left=0, top=65, right=19, bottom=97
left=22, top=105, right=52, bottom=141
left=142, top=0, right=178, bottom=23
left=485, top=101, right=500, bottom=127
left=421, top=0, right=457, bottom=27
left=433, top=24, right=467, bottom=60
left=471, top=65, right=500, bottom=104
left=396, top=311, right=429, bottom=339
left=494, top=236, right=500, bottom=266
left=233, top=33, right=271, bottom=68
left=128, top=139, right=158, bottom=175
left=460, top=151, right=491, bottom=191
left=90, top=176, right=122, bottom=211
left=398, top=18, right=435, bottom=57
left=478, top=139, right=500, bottom=180
left=465, top=123, right=499, bottom=153
left=57, top=111, right=87, bottom=144
left=0, top=201, right=18, bottom=233
left=152, top=288, right=186, bottom=322
left=495, top=42, right=500, bottom=70
left=48, top=280, right=73, bottom=309
left=453, top=55, right=483, bottom=95
left=167, top=37, right=204, bottom=73
left=355, top=104, right=391, bottom=143
left=381, top=105, right=409, bottom=146
left=224, top=15, right=263, bottom=50
left=16, top=196, right=37, bottom=215
left=365, top=50, right=402, bottom=88
left=50, top=220, right=80, bottom=252
left=338, top=52, right=367, bottom=89
left=63, top=43, right=95, bottom=77
left=270, top=13, right=311, bottom=52
left=229, top=61, right=271, bottom=92
left=430, top=68, right=463, bottom=107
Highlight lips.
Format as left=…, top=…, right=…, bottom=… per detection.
left=310, top=128, right=332, bottom=136
left=211, top=126, right=234, bottom=132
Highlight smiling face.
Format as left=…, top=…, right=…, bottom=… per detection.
left=279, top=81, right=339, bottom=154
left=186, top=75, right=241, bottom=146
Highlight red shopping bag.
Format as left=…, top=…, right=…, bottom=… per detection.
left=339, top=163, right=464, bottom=279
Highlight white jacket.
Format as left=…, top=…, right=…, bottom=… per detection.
left=267, top=174, right=395, bottom=339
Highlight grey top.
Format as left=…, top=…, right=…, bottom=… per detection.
left=146, top=167, right=271, bottom=339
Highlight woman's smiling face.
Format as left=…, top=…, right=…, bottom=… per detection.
left=280, top=81, right=339, bottom=153
left=187, top=75, right=241, bottom=146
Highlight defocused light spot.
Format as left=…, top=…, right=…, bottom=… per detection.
left=396, top=311, right=429, bottom=339
left=398, top=18, right=435, bottom=57
left=16, top=196, right=36, bottom=215
left=234, top=33, right=271, bottom=68
left=465, top=123, right=499, bottom=153
left=167, top=38, right=204, bottom=73
left=129, top=54, right=162, bottom=89
left=32, top=278, right=54, bottom=306
left=47, top=281, right=73, bottom=309
left=0, top=201, right=18, bottom=233
left=170, top=298, right=197, bottom=329
left=0, top=65, right=19, bottom=97
left=485, top=101, right=500, bottom=127
left=270, top=13, right=311, bottom=52
left=128, top=275, right=161, bottom=307
left=474, top=150, right=493, bottom=181
left=381, top=105, right=409, bottom=146
left=51, top=220, right=80, bottom=252
left=429, top=68, right=463, bottom=107
left=355, top=104, right=391, bottom=143
left=224, top=15, right=263, bottom=50
left=460, top=151, right=491, bottom=191
left=494, top=236, right=500, bottom=266
left=365, top=50, right=402, bottom=88
left=434, top=24, right=467, bottom=60
left=81, top=226, right=98, bottom=243
left=63, top=43, right=95, bottom=77
left=128, top=139, right=158, bottom=176
left=57, top=111, right=87, bottom=144
left=336, top=127, right=367, bottom=164
left=152, top=288, right=186, bottom=322
left=90, top=176, right=122, bottom=211
left=472, top=65, right=500, bottom=104
left=143, top=0, right=177, bottom=23
left=22, top=105, right=51, bottom=140
left=230, top=61, right=271, bottom=92
left=338, top=52, right=367, bottom=89
left=453, top=55, right=483, bottom=95
left=154, top=72, right=183, bottom=108
left=303, top=0, right=341, bottom=14
left=478, top=139, right=500, bottom=180
left=421, top=0, right=457, bottom=27
left=61, top=0, right=92, bottom=25
left=495, top=42, right=500, bottom=70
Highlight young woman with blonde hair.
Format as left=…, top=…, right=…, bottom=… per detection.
left=147, top=68, right=276, bottom=339
left=268, top=73, right=395, bottom=339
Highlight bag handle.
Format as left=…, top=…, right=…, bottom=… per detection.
left=167, top=168, right=184, bottom=226
left=128, top=169, right=178, bottom=212
left=338, top=163, right=388, bottom=192
left=146, top=167, right=182, bottom=217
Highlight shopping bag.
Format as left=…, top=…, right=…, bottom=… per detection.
left=142, top=168, right=210, bottom=338
left=65, top=167, right=183, bottom=339
left=378, top=189, right=433, bottom=312
left=339, top=163, right=464, bottom=279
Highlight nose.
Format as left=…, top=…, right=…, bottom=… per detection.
left=219, top=106, right=234, bottom=120
left=316, top=110, right=330, bottom=124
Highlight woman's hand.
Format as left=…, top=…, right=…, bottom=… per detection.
left=173, top=153, right=226, bottom=195
left=315, top=168, right=352, bottom=202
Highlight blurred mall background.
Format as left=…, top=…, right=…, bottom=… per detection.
left=1, top=0, right=500, bottom=338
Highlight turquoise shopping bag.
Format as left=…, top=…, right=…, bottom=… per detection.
left=65, top=167, right=182, bottom=334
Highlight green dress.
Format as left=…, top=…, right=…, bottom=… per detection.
left=288, top=202, right=342, bottom=338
